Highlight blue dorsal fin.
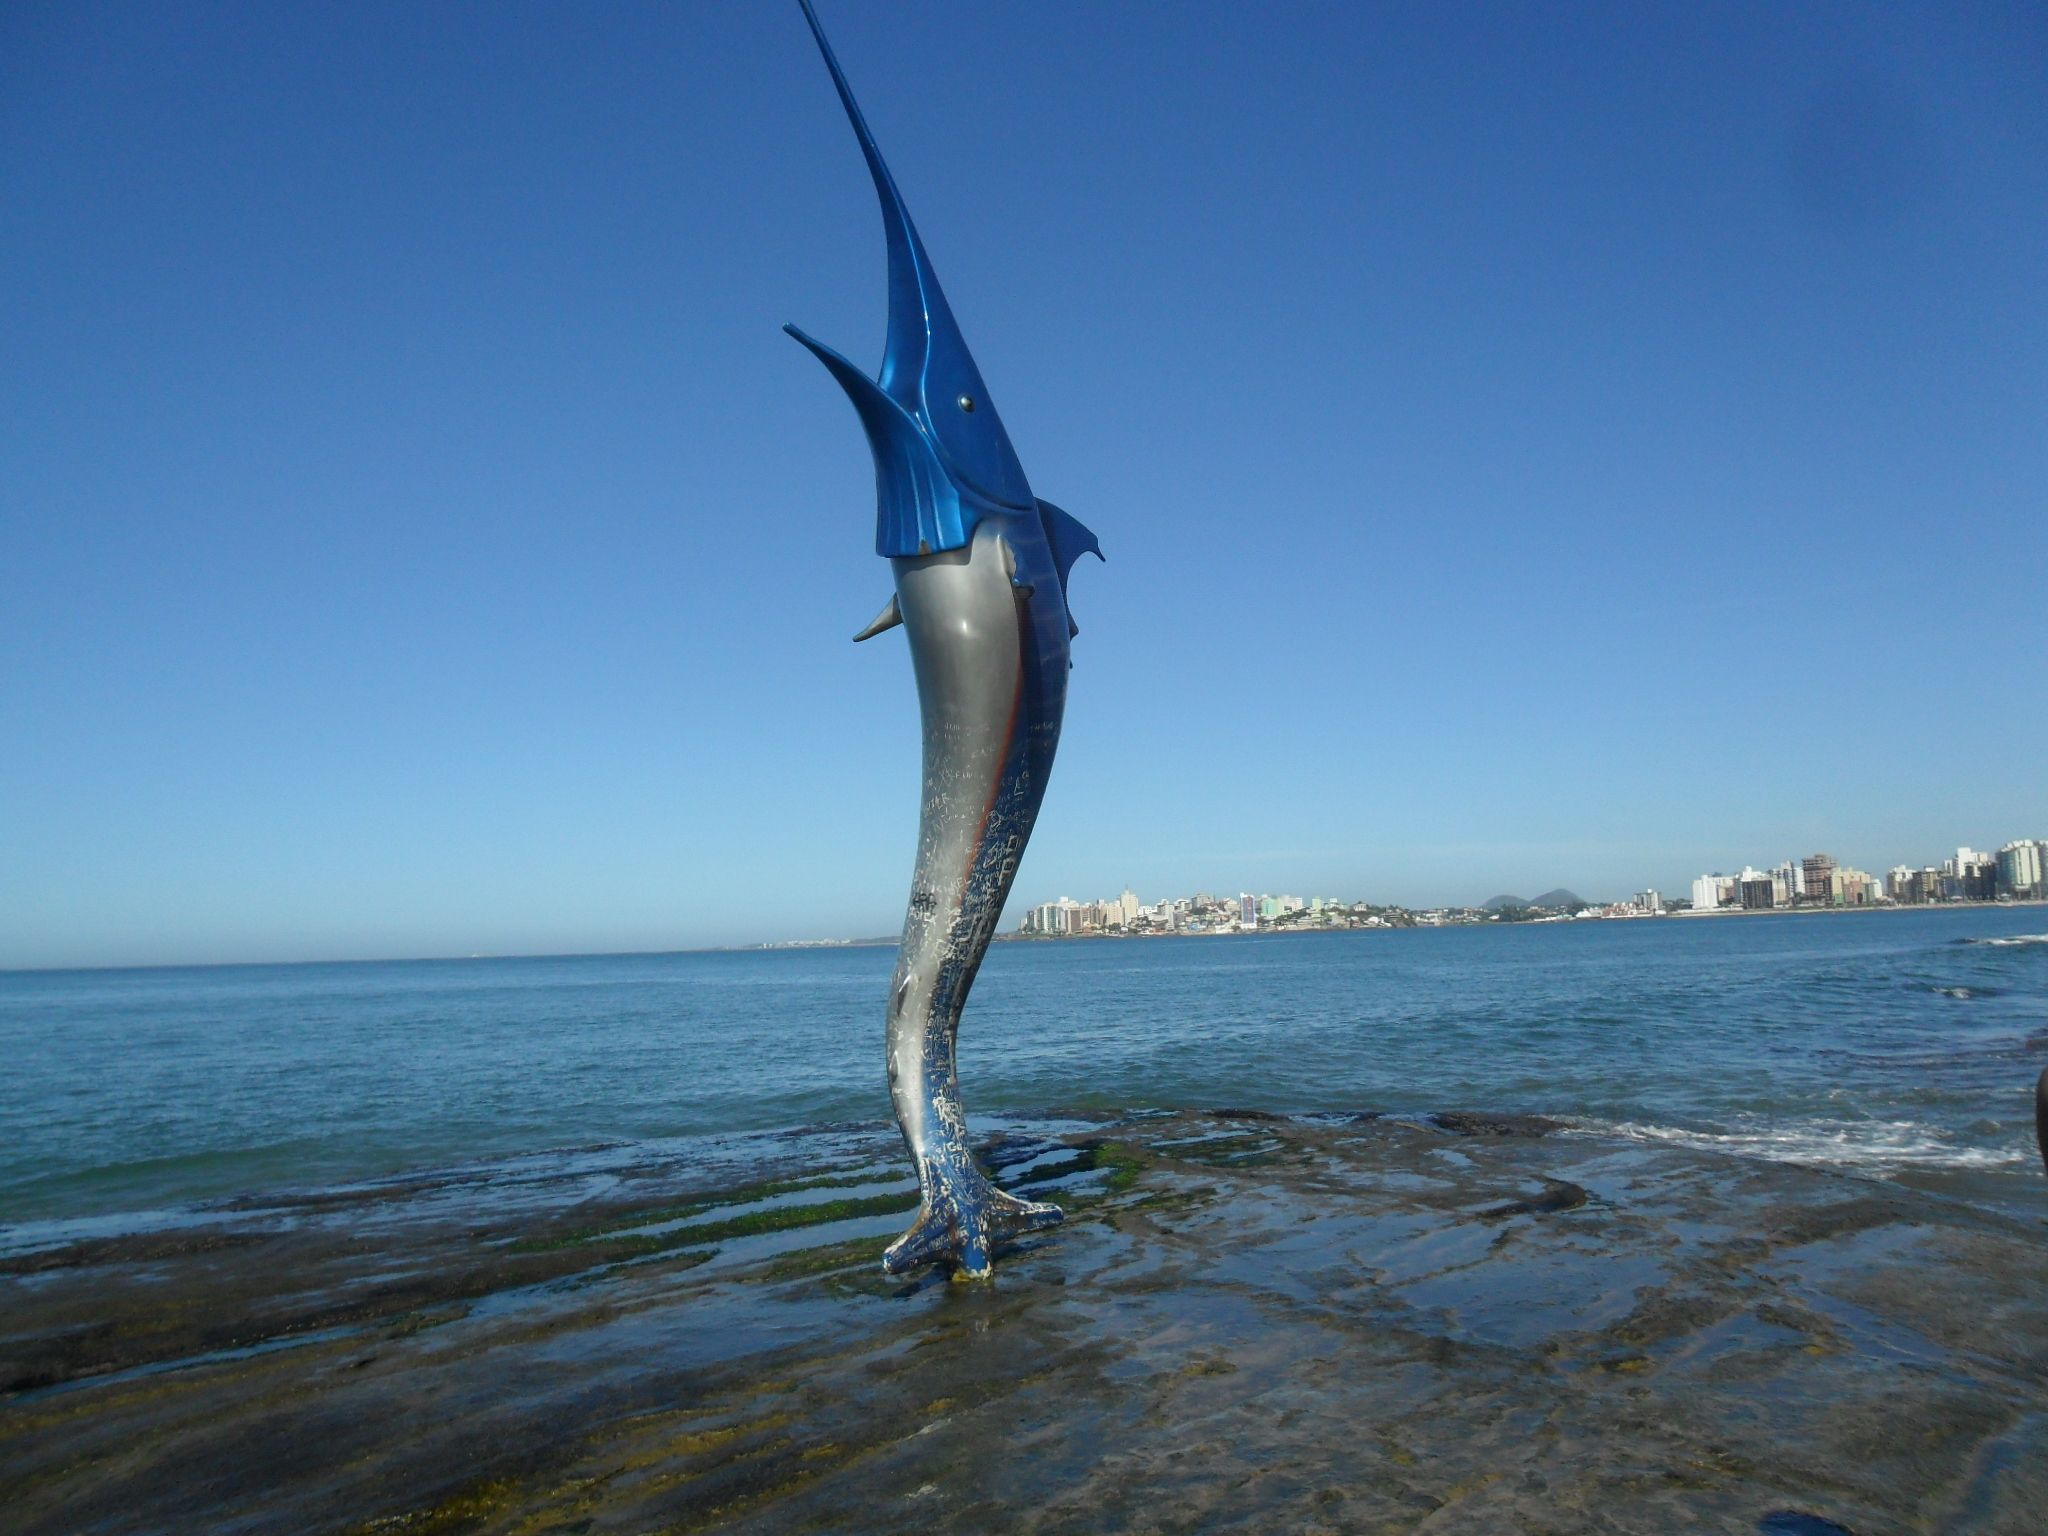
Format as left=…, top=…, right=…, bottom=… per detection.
left=793, top=0, right=1033, bottom=512
left=1036, top=499, right=1104, bottom=592
left=794, top=0, right=924, bottom=405
left=1035, top=498, right=1103, bottom=636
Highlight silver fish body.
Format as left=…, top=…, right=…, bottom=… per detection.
left=880, top=518, right=1070, bottom=1275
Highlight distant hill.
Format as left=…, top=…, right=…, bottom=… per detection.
left=1483, top=889, right=1588, bottom=911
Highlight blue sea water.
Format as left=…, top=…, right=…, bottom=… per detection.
left=3, top=907, right=2045, bottom=1235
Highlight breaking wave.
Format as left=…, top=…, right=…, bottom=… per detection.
left=1956, top=933, right=2048, bottom=948
left=1568, top=1115, right=2030, bottom=1174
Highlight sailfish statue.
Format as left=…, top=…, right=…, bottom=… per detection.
left=785, top=0, right=1102, bottom=1277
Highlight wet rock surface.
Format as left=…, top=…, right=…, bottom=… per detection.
left=4, top=1112, right=2046, bottom=1534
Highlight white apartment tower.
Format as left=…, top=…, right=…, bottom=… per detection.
left=1998, top=841, right=2045, bottom=898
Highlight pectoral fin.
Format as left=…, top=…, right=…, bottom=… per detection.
left=853, top=593, right=903, bottom=642
left=786, top=322, right=976, bottom=558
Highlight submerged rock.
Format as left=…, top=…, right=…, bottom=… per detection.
left=1759, top=1512, right=1859, bottom=1535
left=1428, top=1109, right=1568, bottom=1137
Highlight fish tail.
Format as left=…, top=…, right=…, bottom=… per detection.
left=883, top=1154, right=1063, bottom=1279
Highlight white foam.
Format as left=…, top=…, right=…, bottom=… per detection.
left=1568, top=1115, right=2030, bottom=1174
left=1963, top=933, right=2048, bottom=948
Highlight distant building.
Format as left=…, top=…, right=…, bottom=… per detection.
left=1691, top=874, right=1722, bottom=911
left=1908, top=866, right=1942, bottom=904
left=1239, top=893, right=1257, bottom=926
left=1941, top=849, right=1997, bottom=902
left=1772, top=861, right=1799, bottom=906
left=1738, top=872, right=1775, bottom=910
left=1636, top=889, right=1663, bottom=915
left=1801, top=854, right=1837, bottom=906
left=1022, top=901, right=1065, bottom=935
left=1997, top=840, right=2045, bottom=899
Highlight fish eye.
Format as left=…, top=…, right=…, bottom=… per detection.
left=956, top=394, right=975, bottom=413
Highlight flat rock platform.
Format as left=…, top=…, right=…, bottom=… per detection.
left=4, top=1111, right=2046, bottom=1535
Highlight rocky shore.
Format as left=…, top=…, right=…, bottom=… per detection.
left=4, top=1111, right=2046, bottom=1534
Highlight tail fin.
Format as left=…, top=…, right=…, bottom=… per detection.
left=882, top=1187, right=1064, bottom=1279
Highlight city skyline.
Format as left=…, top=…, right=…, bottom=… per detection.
left=4, top=822, right=2044, bottom=971
left=1019, top=834, right=2048, bottom=939
left=5, top=3, right=2044, bottom=969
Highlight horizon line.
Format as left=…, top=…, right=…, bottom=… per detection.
left=10, top=898, right=2043, bottom=977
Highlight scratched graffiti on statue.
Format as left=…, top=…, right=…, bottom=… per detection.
left=784, top=1, right=1103, bottom=1277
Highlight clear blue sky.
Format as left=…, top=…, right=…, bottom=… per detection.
left=3, top=1, right=2043, bottom=967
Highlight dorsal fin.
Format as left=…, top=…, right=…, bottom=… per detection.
left=793, top=0, right=1032, bottom=510
left=1034, top=498, right=1103, bottom=636
left=1035, top=499, right=1104, bottom=593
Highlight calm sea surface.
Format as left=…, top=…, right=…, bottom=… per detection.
left=5, top=908, right=2046, bottom=1235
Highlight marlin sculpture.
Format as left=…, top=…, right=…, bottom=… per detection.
left=785, top=0, right=1101, bottom=1278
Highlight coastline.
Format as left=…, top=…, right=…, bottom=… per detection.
left=1002, top=897, right=2048, bottom=942
left=9, top=901, right=2040, bottom=975
left=1669, top=897, right=2048, bottom=920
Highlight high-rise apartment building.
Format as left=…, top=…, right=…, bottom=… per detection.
left=1996, top=841, right=2044, bottom=899
left=1023, top=901, right=1066, bottom=935
left=1941, top=850, right=1997, bottom=902
left=1771, top=861, right=1798, bottom=905
left=1801, top=854, right=1837, bottom=905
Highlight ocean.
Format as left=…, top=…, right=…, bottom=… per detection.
left=4, top=906, right=2044, bottom=1242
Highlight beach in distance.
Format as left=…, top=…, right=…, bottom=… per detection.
left=5, top=906, right=2047, bottom=1533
